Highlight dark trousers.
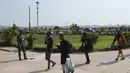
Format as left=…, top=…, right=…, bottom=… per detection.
left=45, top=52, right=55, bottom=69
left=85, top=51, right=90, bottom=62
left=84, top=45, right=91, bottom=62
left=18, top=46, right=27, bottom=59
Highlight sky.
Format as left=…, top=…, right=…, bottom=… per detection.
left=0, top=0, right=130, bottom=27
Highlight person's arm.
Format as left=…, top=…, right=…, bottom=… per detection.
left=17, top=35, right=21, bottom=47
left=17, top=35, right=19, bottom=46
left=45, top=36, right=47, bottom=45
left=45, top=41, right=47, bottom=45
left=48, top=38, right=53, bottom=49
left=17, top=35, right=19, bottom=43
left=81, top=42, right=84, bottom=47
left=81, top=37, right=84, bottom=47
left=112, top=35, right=117, bottom=45
left=54, top=43, right=60, bottom=49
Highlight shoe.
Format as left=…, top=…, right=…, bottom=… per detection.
left=45, top=68, right=49, bottom=71
left=52, top=63, right=56, bottom=67
left=71, top=70, right=74, bottom=73
left=120, top=57, right=125, bottom=60
left=85, top=61, right=90, bottom=64
left=47, top=67, right=50, bottom=70
left=115, top=58, right=118, bottom=61
left=24, top=57, right=28, bottom=60
left=19, top=58, right=22, bottom=61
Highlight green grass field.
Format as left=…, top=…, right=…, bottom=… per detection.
left=94, top=35, right=114, bottom=49
left=33, top=35, right=114, bottom=50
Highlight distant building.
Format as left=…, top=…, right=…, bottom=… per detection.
left=84, top=28, right=96, bottom=32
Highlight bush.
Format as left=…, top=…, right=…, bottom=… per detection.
left=86, top=32, right=99, bottom=44
left=79, top=32, right=99, bottom=52
left=25, top=33, right=37, bottom=49
left=0, top=24, right=18, bottom=45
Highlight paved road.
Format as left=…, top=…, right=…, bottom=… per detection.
left=0, top=49, right=130, bottom=73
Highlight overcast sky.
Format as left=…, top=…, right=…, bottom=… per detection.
left=0, top=0, right=130, bottom=27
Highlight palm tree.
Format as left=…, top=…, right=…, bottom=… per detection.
left=54, top=26, right=60, bottom=30
left=70, top=23, right=80, bottom=34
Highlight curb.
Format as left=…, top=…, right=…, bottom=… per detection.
left=0, top=48, right=11, bottom=52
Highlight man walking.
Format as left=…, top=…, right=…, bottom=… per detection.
left=55, top=34, right=74, bottom=73
left=45, top=32, right=56, bottom=69
left=111, top=29, right=127, bottom=61
left=81, top=32, right=92, bottom=64
left=17, top=30, right=27, bottom=61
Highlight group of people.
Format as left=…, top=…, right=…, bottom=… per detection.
left=17, top=29, right=127, bottom=73
left=45, top=32, right=74, bottom=73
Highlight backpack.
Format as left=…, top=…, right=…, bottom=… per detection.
left=67, top=41, right=73, bottom=54
left=119, top=34, right=127, bottom=45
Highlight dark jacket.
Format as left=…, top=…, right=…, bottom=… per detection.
left=59, top=39, right=69, bottom=56
left=81, top=36, right=93, bottom=52
left=17, top=34, right=25, bottom=47
left=45, top=37, right=53, bottom=52
left=112, top=30, right=124, bottom=46
left=58, top=39, right=70, bottom=64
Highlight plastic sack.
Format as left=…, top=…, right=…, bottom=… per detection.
left=65, top=58, right=75, bottom=73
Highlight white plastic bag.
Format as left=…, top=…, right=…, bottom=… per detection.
left=65, top=58, right=75, bottom=73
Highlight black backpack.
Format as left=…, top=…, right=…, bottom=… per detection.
left=67, top=41, right=73, bottom=54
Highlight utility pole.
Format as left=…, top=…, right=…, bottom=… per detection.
left=65, top=22, right=67, bottom=34
left=36, top=1, right=39, bottom=32
left=66, top=21, right=70, bottom=33
left=29, top=6, right=31, bottom=32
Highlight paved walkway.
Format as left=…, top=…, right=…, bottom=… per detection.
left=0, top=48, right=130, bottom=73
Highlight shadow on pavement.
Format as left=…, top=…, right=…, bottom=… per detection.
left=75, top=63, right=86, bottom=68
left=124, top=54, right=130, bottom=58
left=96, top=54, right=130, bottom=67
left=29, top=69, right=51, bottom=73
left=0, top=59, right=19, bottom=63
left=96, top=60, right=117, bottom=67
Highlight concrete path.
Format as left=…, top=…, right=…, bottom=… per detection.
left=0, top=47, right=17, bottom=52
left=0, top=48, right=130, bottom=73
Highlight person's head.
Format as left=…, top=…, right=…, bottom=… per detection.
left=19, top=30, right=23, bottom=35
left=46, top=31, right=51, bottom=37
left=59, top=34, right=64, bottom=40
